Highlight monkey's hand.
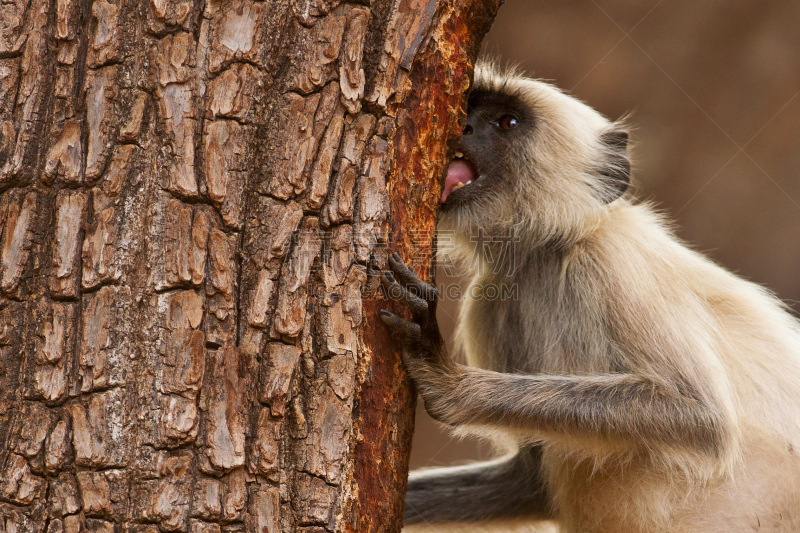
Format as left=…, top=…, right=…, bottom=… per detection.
left=380, top=253, right=464, bottom=423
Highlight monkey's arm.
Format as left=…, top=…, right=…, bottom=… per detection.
left=404, top=446, right=552, bottom=524
left=426, top=369, right=727, bottom=454
left=380, top=254, right=731, bottom=455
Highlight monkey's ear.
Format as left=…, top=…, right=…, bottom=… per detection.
left=596, top=129, right=630, bottom=203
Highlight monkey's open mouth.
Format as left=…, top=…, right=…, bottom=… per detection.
left=442, top=151, right=478, bottom=203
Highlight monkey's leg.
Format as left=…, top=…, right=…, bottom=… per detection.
left=380, top=255, right=731, bottom=455
left=404, top=446, right=552, bottom=525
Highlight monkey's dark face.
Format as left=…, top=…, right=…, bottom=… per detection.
left=438, top=64, right=631, bottom=249
left=440, top=91, right=532, bottom=209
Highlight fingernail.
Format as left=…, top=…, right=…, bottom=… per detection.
left=380, top=309, right=391, bottom=316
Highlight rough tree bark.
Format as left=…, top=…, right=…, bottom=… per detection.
left=0, top=0, right=499, bottom=531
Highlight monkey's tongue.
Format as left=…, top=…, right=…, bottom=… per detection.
left=442, top=160, right=476, bottom=202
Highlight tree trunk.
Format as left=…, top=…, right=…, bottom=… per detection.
left=0, top=0, right=498, bottom=531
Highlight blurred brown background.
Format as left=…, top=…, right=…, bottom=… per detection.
left=410, top=0, right=800, bottom=470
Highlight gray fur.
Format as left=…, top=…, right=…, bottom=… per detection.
left=404, top=447, right=549, bottom=524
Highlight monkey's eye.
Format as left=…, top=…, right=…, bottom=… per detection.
left=496, top=115, right=519, bottom=131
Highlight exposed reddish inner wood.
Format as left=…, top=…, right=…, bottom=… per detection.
left=353, top=0, right=501, bottom=530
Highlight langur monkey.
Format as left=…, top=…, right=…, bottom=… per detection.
left=380, top=62, right=800, bottom=533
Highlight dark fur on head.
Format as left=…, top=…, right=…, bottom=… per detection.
left=440, top=61, right=631, bottom=250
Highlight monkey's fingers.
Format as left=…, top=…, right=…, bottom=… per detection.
left=381, top=272, right=430, bottom=320
left=387, top=252, right=438, bottom=302
left=379, top=310, right=422, bottom=345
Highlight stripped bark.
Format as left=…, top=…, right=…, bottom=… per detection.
left=0, top=0, right=500, bottom=531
